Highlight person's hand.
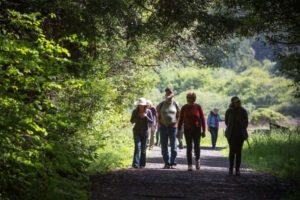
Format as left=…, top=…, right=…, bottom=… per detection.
left=177, top=129, right=181, bottom=139
left=207, top=127, right=210, bottom=132
left=201, top=132, right=206, bottom=138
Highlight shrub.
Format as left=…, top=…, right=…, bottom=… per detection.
left=251, top=108, right=288, bottom=125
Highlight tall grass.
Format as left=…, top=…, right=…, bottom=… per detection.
left=88, top=126, right=134, bottom=174
left=243, top=130, right=300, bottom=199
left=243, top=130, right=300, bottom=180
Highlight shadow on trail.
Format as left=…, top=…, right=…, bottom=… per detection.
left=146, top=156, right=229, bottom=169
left=91, top=146, right=290, bottom=200
left=91, top=168, right=289, bottom=200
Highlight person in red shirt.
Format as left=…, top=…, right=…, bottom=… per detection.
left=178, top=92, right=206, bottom=171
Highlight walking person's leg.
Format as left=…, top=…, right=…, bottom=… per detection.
left=140, top=133, right=148, bottom=168
left=193, top=129, right=201, bottom=170
left=169, top=127, right=177, bottom=168
left=132, top=133, right=141, bottom=168
left=184, top=129, right=193, bottom=171
left=228, top=138, right=235, bottom=174
left=155, top=128, right=159, bottom=146
left=211, top=127, right=217, bottom=148
left=149, top=126, right=155, bottom=149
left=214, top=128, right=219, bottom=148
left=209, top=127, right=214, bottom=148
left=160, top=125, right=170, bottom=168
left=235, top=138, right=244, bottom=175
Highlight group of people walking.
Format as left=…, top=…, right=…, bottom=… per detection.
left=130, top=88, right=248, bottom=176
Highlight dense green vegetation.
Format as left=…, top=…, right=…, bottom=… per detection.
left=0, top=0, right=299, bottom=199
left=243, top=130, right=300, bottom=199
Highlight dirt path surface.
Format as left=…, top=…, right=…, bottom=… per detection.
left=91, top=146, right=290, bottom=200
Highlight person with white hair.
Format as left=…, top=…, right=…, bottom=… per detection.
left=207, top=108, right=222, bottom=149
left=130, top=98, right=153, bottom=169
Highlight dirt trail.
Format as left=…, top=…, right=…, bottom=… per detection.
left=91, top=146, right=290, bottom=200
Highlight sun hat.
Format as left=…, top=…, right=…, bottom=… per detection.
left=135, top=97, right=148, bottom=106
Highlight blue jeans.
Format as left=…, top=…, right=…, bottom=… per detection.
left=160, top=125, right=177, bottom=165
left=132, top=132, right=148, bottom=167
left=209, top=127, right=218, bottom=148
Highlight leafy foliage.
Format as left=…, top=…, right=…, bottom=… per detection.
left=250, top=108, right=288, bottom=125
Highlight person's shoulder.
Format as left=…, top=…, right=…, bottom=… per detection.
left=241, top=106, right=248, bottom=113
left=180, top=104, right=188, bottom=110
left=195, top=103, right=202, bottom=109
left=132, top=108, right=138, bottom=114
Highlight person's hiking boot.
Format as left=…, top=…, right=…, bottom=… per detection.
left=188, top=165, right=193, bottom=171
left=163, top=164, right=170, bottom=169
left=195, top=160, right=200, bottom=170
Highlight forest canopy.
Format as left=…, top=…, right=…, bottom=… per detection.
left=0, top=0, right=299, bottom=199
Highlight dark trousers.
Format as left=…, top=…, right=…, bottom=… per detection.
left=228, top=135, right=244, bottom=172
left=184, top=127, right=201, bottom=165
left=209, top=127, right=218, bottom=148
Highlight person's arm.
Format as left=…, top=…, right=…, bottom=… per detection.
left=177, top=106, right=184, bottom=131
left=130, top=109, right=137, bottom=124
left=198, top=105, right=206, bottom=135
left=243, top=108, right=248, bottom=129
left=177, top=106, right=184, bottom=138
left=146, top=109, right=154, bottom=124
left=156, top=103, right=162, bottom=128
left=225, top=109, right=229, bottom=126
left=207, top=114, right=211, bottom=130
left=218, top=114, right=222, bottom=122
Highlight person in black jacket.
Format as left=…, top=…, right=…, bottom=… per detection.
left=225, top=96, right=248, bottom=176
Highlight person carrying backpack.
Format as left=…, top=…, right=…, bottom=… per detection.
left=156, top=88, right=180, bottom=169
left=178, top=92, right=206, bottom=171
left=130, top=98, right=153, bottom=169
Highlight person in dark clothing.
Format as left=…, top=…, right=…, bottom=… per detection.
left=178, top=92, right=206, bottom=171
left=225, top=96, right=248, bottom=176
left=130, top=98, right=153, bottom=168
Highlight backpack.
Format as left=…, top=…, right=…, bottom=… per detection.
left=157, top=100, right=180, bottom=113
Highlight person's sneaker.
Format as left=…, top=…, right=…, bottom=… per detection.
left=228, top=169, right=233, bottom=175
left=163, top=164, right=170, bottom=169
left=170, top=165, right=176, bottom=169
left=188, top=165, right=193, bottom=171
left=195, top=160, right=200, bottom=170
left=235, top=171, right=241, bottom=176
left=140, top=166, right=145, bottom=169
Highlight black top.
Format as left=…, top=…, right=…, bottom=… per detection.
left=130, top=108, right=153, bottom=135
left=225, top=106, right=248, bottom=139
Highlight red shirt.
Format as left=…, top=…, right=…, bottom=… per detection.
left=178, top=103, right=206, bottom=132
